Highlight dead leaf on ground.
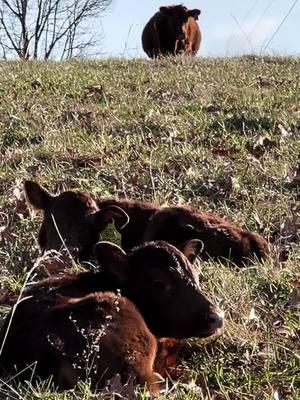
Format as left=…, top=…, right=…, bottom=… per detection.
left=223, top=176, right=240, bottom=193
left=31, top=78, right=42, bottom=89
left=286, top=159, right=300, bottom=188
left=155, top=338, right=180, bottom=377
left=61, top=109, right=94, bottom=131
left=40, top=252, right=73, bottom=276
left=0, top=212, right=9, bottom=241
left=288, top=280, right=300, bottom=310
left=104, top=374, right=137, bottom=399
left=279, top=212, right=300, bottom=242
left=212, top=145, right=239, bottom=159
left=247, top=137, right=278, bottom=159
left=155, top=338, right=187, bottom=379
left=155, top=339, right=206, bottom=380
left=277, top=246, right=290, bottom=263
left=85, top=84, right=104, bottom=100
left=11, top=186, right=28, bottom=219
left=203, top=104, right=223, bottom=114
left=246, top=307, right=258, bottom=322
left=277, top=123, right=292, bottom=137
left=253, top=212, right=264, bottom=230
left=59, top=155, right=104, bottom=168
left=272, top=390, right=280, bottom=400
left=0, top=288, right=18, bottom=305
left=163, top=161, right=183, bottom=176
left=257, top=76, right=288, bottom=89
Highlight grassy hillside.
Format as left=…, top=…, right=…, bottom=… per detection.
left=0, top=57, right=299, bottom=399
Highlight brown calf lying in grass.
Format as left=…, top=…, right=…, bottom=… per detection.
left=0, top=240, right=224, bottom=390
left=99, top=201, right=269, bottom=265
left=0, top=292, right=160, bottom=392
left=143, top=206, right=270, bottom=265
left=24, top=181, right=269, bottom=265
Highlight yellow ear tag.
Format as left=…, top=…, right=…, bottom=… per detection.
left=100, top=219, right=122, bottom=247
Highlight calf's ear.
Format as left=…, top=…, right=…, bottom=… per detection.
left=93, top=241, right=129, bottom=286
left=179, top=239, right=204, bottom=263
left=188, top=9, right=201, bottom=19
left=24, top=181, right=53, bottom=210
left=89, top=205, right=129, bottom=232
left=159, top=6, right=172, bottom=15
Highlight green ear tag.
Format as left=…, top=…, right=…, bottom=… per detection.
left=100, top=220, right=122, bottom=247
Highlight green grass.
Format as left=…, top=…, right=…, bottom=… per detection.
left=0, top=56, right=299, bottom=399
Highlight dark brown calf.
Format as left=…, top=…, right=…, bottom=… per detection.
left=100, top=200, right=269, bottom=265
left=0, top=292, right=160, bottom=392
left=24, top=181, right=129, bottom=260
left=0, top=241, right=223, bottom=389
left=141, top=4, right=201, bottom=58
left=144, top=206, right=270, bottom=265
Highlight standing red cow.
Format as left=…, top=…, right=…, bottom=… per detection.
left=142, top=4, right=201, bottom=58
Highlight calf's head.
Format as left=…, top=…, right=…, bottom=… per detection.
left=159, top=5, right=201, bottom=50
left=94, top=240, right=224, bottom=339
left=24, top=181, right=129, bottom=260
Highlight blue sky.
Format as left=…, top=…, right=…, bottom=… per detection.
left=97, top=0, right=299, bottom=57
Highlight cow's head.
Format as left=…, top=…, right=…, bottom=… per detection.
left=159, top=5, right=201, bottom=47
left=24, top=181, right=129, bottom=260
left=94, top=240, right=224, bottom=339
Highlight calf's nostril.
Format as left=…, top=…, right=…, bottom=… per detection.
left=207, top=309, right=225, bottom=330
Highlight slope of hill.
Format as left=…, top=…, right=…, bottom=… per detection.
left=0, top=57, right=299, bottom=399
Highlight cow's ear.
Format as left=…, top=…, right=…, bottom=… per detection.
left=88, top=206, right=129, bottom=232
left=160, top=6, right=172, bottom=15
left=179, top=239, right=204, bottom=263
left=24, top=181, right=53, bottom=210
left=188, top=9, right=201, bottom=20
left=94, top=241, right=129, bottom=286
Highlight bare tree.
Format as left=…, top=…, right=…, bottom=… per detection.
left=0, top=0, right=112, bottom=60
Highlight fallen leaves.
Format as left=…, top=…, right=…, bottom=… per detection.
left=1, top=182, right=30, bottom=233
left=60, top=108, right=94, bottom=131
left=155, top=338, right=185, bottom=379
left=256, top=76, right=292, bottom=89
left=247, top=136, right=278, bottom=159
left=0, top=212, right=9, bottom=242
left=277, top=123, right=292, bottom=137
left=0, top=288, right=18, bottom=306
left=163, top=160, right=183, bottom=176
left=31, top=78, right=42, bottom=89
left=84, top=84, right=104, bottom=101
left=39, top=252, right=72, bottom=276
left=103, top=374, right=137, bottom=399
left=11, top=186, right=28, bottom=219
left=248, top=307, right=258, bottom=322
left=272, top=208, right=300, bottom=246
left=212, top=143, right=239, bottom=159
left=280, top=212, right=300, bottom=242
left=286, top=157, right=300, bottom=188
left=288, top=280, right=300, bottom=310
left=0, top=182, right=31, bottom=246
